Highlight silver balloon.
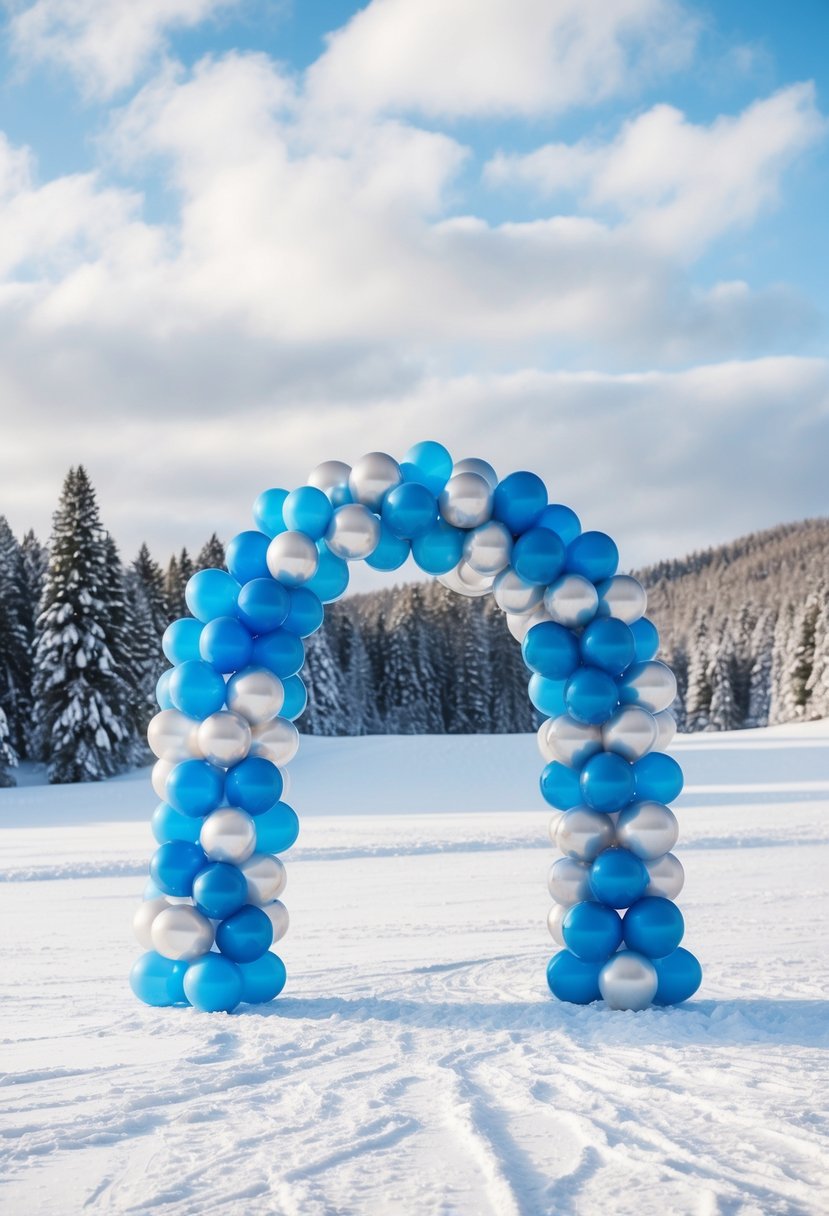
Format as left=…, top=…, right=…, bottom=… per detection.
left=197, top=711, right=251, bottom=768
left=439, top=472, right=493, bottom=529
left=262, top=899, right=290, bottom=943
left=226, top=667, right=284, bottom=726
left=599, top=950, right=658, bottom=1011
left=547, top=903, right=566, bottom=946
left=602, top=705, right=658, bottom=762
left=240, top=853, right=287, bottom=905
left=556, top=806, right=615, bottom=862
left=250, top=716, right=300, bottom=766
left=462, top=521, right=513, bottom=575
left=452, top=457, right=498, bottom=490
left=616, top=801, right=678, bottom=860
left=308, top=459, right=352, bottom=508
left=152, top=758, right=176, bottom=801
left=645, top=852, right=685, bottom=899
left=133, top=897, right=168, bottom=950
left=537, top=718, right=555, bottom=762
left=151, top=905, right=214, bottom=962
left=494, top=567, right=544, bottom=615
left=619, top=661, right=677, bottom=713
left=507, top=605, right=551, bottom=643
left=544, top=574, right=599, bottom=628
left=546, top=713, right=603, bottom=768
left=348, top=451, right=402, bottom=509
left=325, top=503, right=381, bottom=560
left=266, top=530, right=319, bottom=586
left=147, top=709, right=201, bottom=763
left=547, top=857, right=592, bottom=906
left=200, top=807, right=257, bottom=864
left=653, top=709, right=677, bottom=751
left=596, top=575, right=647, bottom=624
left=548, top=810, right=564, bottom=842
left=279, top=766, right=291, bottom=799
left=437, top=562, right=492, bottom=598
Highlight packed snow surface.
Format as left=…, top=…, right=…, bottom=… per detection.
left=1, top=723, right=828, bottom=1215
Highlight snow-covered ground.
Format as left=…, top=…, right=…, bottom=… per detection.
left=1, top=723, right=828, bottom=1215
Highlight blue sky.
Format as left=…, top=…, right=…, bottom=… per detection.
left=0, top=0, right=826, bottom=574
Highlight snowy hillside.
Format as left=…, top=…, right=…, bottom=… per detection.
left=1, top=724, right=828, bottom=1215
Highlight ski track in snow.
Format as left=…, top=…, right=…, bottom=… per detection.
left=1, top=724, right=828, bottom=1215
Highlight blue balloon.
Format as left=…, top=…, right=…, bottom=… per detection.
left=528, top=673, right=567, bottom=717
left=185, top=569, right=240, bottom=623
left=168, top=659, right=226, bottom=719
left=237, top=577, right=290, bottom=634
left=283, top=486, right=333, bottom=540
left=252, top=487, right=288, bottom=538
left=566, top=531, right=619, bottom=583
left=251, top=629, right=305, bottom=678
left=226, top=756, right=283, bottom=815
left=364, top=520, right=410, bottom=571
left=512, top=527, right=566, bottom=585
left=400, top=440, right=453, bottom=496
left=238, top=952, right=287, bottom=1004
left=216, top=905, right=274, bottom=963
left=562, top=901, right=623, bottom=962
left=150, top=840, right=206, bottom=897
left=155, top=668, right=174, bottom=710
left=546, top=950, right=602, bottom=1004
left=589, top=848, right=649, bottom=909
left=306, top=544, right=350, bottom=602
left=537, top=503, right=581, bottom=546
left=564, top=666, right=618, bottom=725
left=283, top=586, right=324, bottom=637
left=633, top=753, right=683, bottom=803
left=143, top=878, right=163, bottom=899
left=382, top=482, right=437, bottom=540
left=165, top=759, right=224, bottom=818
left=192, top=862, right=248, bottom=920
left=580, top=752, right=635, bottom=813
left=254, top=801, right=300, bottom=853
left=580, top=618, right=635, bottom=677
left=151, top=801, right=202, bottom=845
left=281, top=675, right=307, bottom=721
left=623, top=897, right=684, bottom=959
left=652, top=947, right=702, bottom=1005
left=162, top=618, right=203, bottom=665
left=492, top=471, right=547, bottom=535
left=130, top=952, right=189, bottom=1007
left=199, top=616, right=254, bottom=674
left=411, top=520, right=464, bottom=574
left=540, top=761, right=581, bottom=810
left=522, top=621, right=579, bottom=679
left=225, top=530, right=271, bottom=583
left=629, top=617, right=660, bottom=663
left=183, top=954, right=243, bottom=1013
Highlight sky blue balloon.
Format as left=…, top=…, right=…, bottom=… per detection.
left=185, top=568, right=240, bottom=623
left=226, top=755, right=283, bottom=815
left=652, top=947, right=702, bottom=1005
left=155, top=668, right=174, bottom=710
left=623, top=896, right=684, bottom=959
left=283, top=586, right=324, bottom=637
left=225, top=530, right=271, bottom=583
left=283, top=486, right=333, bottom=540
left=150, top=840, right=207, bottom=897
left=512, top=527, right=566, bottom=585
left=566, top=531, right=619, bottom=583
left=492, top=471, right=547, bottom=535
left=130, top=951, right=189, bottom=1007
left=522, top=621, right=579, bottom=679
left=238, top=952, right=287, bottom=1004
left=633, top=753, right=684, bottom=803
left=382, top=482, right=438, bottom=539
left=169, top=659, right=227, bottom=718
left=537, top=503, right=581, bottom=546
left=528, top=673, right=567, bottom=717
left=580, top=752, right=635, bottom=812
left=562, top=901, right=623, bottom=962
left=252, top=487, right=288, bottom=538
left=411, top=520, right=464, bottom=574
left=546, top=950, right=602, bottom=1004
left=251, top=628, right=305, bottom=678
left=254, top=801, right=300, bottom=853
left=539, top=760, right=581, bottom=810
left=199, top=616, right=254, bottom=673
left=192, top=862, right=248, bottom=920
left=364, top=520, right=411, bottom=571
left=165, top=759, right=224, bottom=818
left=151, top=801, right=202, bottom=845
left=162, top=617, right=203, bottom=664
left=564, top=666, right=618, bottom=725
left=580, top=618, right=635, bottom=677
left=183, top=953, right=243, bottom=1013
left=281, top=675, right=307, bottom=721
left=216, top=905, right=274, bottom=963
left=400, top=440, right=453, bottom=496
left=589, top=848, right=649, bottom=908
left=306, top=544, right=350, bottom=602
left=237, top=577, right=291, bottom=634
left=630, top=617, right=660, bottom=663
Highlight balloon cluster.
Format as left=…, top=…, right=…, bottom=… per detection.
left=130, top=441, right=700, bottom=1013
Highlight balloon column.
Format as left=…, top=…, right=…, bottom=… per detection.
left=131, top=441, right=701, bottom=1013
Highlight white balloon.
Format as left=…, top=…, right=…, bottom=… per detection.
left=548, top=810, right=564, bottom=842
left=547, top=903, right=566, bottom=946
left=197, top=711, right=252, bottom=768
left=325, top=503, right=381, bottom=560
left=262, top=900, right=290, bottom=943
left=241, top=853, right=287, bottom=905
left=151, top=759, right=176, bottom=801
left=644, top=852, right=685, bottom=899
left=200, top=807, right=257, bottom=864
left=308, top=460, right=352, bottom=507
left=226, top=667, right=284, bottom=725
left=506, top=605, right=551, bottom=643
left=348, top=452, right=402, bottom=509
left=602, top=705, right=658, bottom=762
left=452, top=457, right=498, bottom=490
left=151, top=905, right=214, bottom=962
left=653, top=709, right=677, bottom=751
left=619, top=661, right=677, bottom=714
left=616, top=801, right=678, bottom=860
left=545, top=714, right=603, bottom=768
left=250, top=716, right=300, bottom=766
left=462, top=520, right=513, bottom=575
left=439, top=472, right=493, bottom=529
left=595, top=575, right=647, bottom=623
left=266, top=531, right=319, bottom=586
left=147, top=709, right=201, bottom=763
left=494, top=568, right=544, bottom=615
left=547, top=857, right=592, bottom=906
left=544, top=574, right=599, bottom=628
left=599, top=951, right=658, bottom=1011
left=133, top=897, right=168, bottom=950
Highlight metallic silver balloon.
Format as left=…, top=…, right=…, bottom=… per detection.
left=147, top=709, right=201, bottom=763
left=619, top=661, right=677, bottom=713
left=279, top=766, right=291, bottom=799
left=616, top=801, right=678, bottom=860
left=599, top=950, right=658, bottom=1011
left=151, top=758, right=176, bottom=801
left=546, top=713, right=603, bottom=768
left=547, top=903, right=566, bottom=946
left=596, top=575, right=647, bottom=624
left=548, top=810, right=564, bottom=842
left=538, top=718, right=556, bottom=763
left=325, top=503, right=381, bottom=560
left=462, top=520, right=513, bottom=575
left=262, top=899, right=290, bottom=943
left=151, top=904, right=214, bottom=962
left=494, top=567, right=544, bottom=615
left=439, top=472, right=493, bottom=529
left=196, top=710, right=252, bottom=768
left=547, top=857, right=592, bottom=906
left=308, top=459, right=352, bottom=507
left=602, top=705, right=658, bottom=762
left=133, top=897, right=168, bottom=950
left=452, top=457, right=498, bottom=490
left=645, top=852, right=684, bottom=899
left=653, top=709, right=677, bottom=752
left=544, top=574, right=599, bottom=628
left=556, top=806, right=616, bottom=862
left=266, top=530, right=319, bottom=586
left=200, top=807, right=257, bottom=864
left=226, top=667, right=284, bottom=726
left=240, top=853, right=287, bottom=905
left=348, top=451, right=402, bottom=509
left=457, top=561, right=495, bottom=594
left=507, top=605, right=551, bottom=643
left=250, top=716, right=300, bottom=766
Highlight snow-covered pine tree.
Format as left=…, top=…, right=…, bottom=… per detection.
left=197, top=534, right=225, bottom=570
left=0, top=517, right=30, bottom=757
left=0, top=705, right=16, bottom=787
left=100, top=534, right=141, bottom=765
left=165, top=554, right=182, bottom=619
left=31, top=467, right=133, bottom=782
left=447, top=595, right=491, bottom=732
left=780, top=593, right=820, bottom=720
left=303, top=629, right=344, bottom=735
left=126, top=546, right=169, bottom=736
left=683, top=612, right=713, bottom=731
left=768, top=605, right=794, bottom=725
left=805, top=583, right=829, bottom=719
left=21, top=529, right=48, bottom=613
left=337, top=605, right=373, bottom=733
left=486, top=602, right=537, bottom=733
left=707, top=625, right=740, bottom=731
left=745, top=611, right=776, bottom=727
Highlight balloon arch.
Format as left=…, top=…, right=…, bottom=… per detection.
left=132, top=442, right=701, bottom=1014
